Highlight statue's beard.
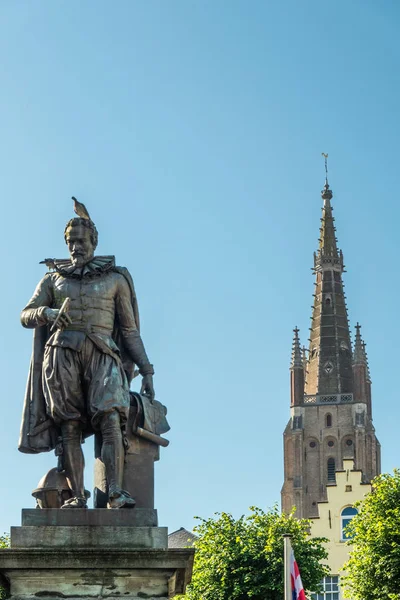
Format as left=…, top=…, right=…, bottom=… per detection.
left=70, top=253, right=93, bottom=267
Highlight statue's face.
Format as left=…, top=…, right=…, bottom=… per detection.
left=66, top=226, right=95, bottom=266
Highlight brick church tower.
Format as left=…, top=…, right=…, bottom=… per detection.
left=281, top=175, right=381, bottom=519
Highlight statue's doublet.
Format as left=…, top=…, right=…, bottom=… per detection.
left=21, top=256, right=139, bottom=360
left=19, top=256, right=142, bottom=452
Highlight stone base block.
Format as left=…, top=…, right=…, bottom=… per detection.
left=0, top=548, right=194, bottom=599
left=11, top=526, right=168, bottom=549
left=21, top=508, right=158, bottom=527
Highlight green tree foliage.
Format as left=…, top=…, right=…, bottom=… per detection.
left=177, top=506, right=328, bottom=600
left=343, top=470, right=400, bottom=600
left=0, top=534, right=10, bottom=600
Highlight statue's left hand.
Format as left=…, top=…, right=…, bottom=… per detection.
left=141, top=374, right=155, bottom=402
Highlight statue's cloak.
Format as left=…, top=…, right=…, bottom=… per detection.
left=18, top=264, right=140, bottom=454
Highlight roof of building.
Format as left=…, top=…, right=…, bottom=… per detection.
left=168, top=527, right=197, bottom=548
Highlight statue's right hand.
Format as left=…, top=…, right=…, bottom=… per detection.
left=43, top=308, right=72, bottom=329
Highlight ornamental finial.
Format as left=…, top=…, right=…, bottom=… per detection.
left=321, top=153, right=332, bottom=202
left=321, top=153, right=329, bottom=184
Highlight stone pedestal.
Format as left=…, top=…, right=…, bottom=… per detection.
left=0, top=510, right=194, bottom=600
left=19, top=508, right=159, bottom=528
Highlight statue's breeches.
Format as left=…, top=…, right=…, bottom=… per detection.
left=42, top=337, right=130, bottom=429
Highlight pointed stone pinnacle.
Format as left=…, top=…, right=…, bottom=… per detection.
left=291, top=327, right=303, bottom=369
left=362, top=340, right=372, bottom=382
left=353, top=323, right=366, bottom=365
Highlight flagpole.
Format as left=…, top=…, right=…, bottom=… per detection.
left=283, top=534, right=292, bottom=600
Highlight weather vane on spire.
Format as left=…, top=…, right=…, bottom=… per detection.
left=321, top=152, right=329, bottom=184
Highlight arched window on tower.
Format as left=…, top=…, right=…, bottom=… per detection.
left=326, top=414, right=332, bottom=427
left=341, top=506, right=358, bottom=541
left=327, top=458, right=336, bottom=483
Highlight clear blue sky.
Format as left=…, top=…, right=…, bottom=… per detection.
left=0, top=0, right=399, bottom=534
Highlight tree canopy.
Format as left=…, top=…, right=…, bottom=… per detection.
left=177, top=506, right=328, bottom=600
left=343, top=470, right=400, bottom=600
left=0, top=534, right=9, bottom=600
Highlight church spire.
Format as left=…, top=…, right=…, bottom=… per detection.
left=305, top=162, right=353, bottom=396
left=282, top=161, right=381, bottom=520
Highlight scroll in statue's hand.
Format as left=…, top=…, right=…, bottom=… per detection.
left=43, top=307, right=73, bottom=329
left=140, top=374, right=155, bottom=402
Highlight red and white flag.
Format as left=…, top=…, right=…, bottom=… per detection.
left=290, top=549, right=306, bottom=600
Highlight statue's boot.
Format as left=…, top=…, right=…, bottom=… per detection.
left=101, top=410, right=136, bottom=509
left=108, top=489, right=136, bottom=509
left=60, top=420, right=86, bottom=509
left=61, top=496, right=88, bottom=509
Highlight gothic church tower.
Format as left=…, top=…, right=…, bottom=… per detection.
left=281, top=176, right=381, bottom=519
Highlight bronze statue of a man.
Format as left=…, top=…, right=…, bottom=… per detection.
left=19, top=201, right=155, bottom=509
